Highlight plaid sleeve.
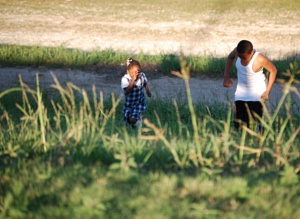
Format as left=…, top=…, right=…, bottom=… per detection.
left=140, top=72, right=148, bottom=85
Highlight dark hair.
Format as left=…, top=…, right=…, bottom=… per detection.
left=237, top=40, right=253, bottom=54
left=126, top=58, right=141, bottom=70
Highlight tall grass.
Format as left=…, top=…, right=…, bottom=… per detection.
left=0, top=57, right=299, bottom=218
left=1, top=58, right=299, bottom=171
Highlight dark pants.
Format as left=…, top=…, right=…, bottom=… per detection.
left=234, top=101, right=263, bottom=130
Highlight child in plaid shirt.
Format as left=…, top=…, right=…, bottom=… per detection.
left=121, top=58, right=152, bottom=127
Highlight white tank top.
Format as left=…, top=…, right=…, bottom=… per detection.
left=235, top=51, right=266, bottom=101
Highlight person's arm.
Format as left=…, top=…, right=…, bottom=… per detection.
left=258, top=54, right=277, bottom=101
left=223, top=48, right=238, bottom=88
left=145, top=84, right=152, bottom=97
left=124, top=79, right=135, bottom=94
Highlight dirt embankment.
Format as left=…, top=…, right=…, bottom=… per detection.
left=0, top=2, right=299, bottom=112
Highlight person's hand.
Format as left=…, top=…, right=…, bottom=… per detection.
left=129, top=71, right=138, bottom=81
left=261, top=91, right=269, bottom=101
left=223, top=78, right=233, bottom=88
left=146, top=90, right=152, bottom=97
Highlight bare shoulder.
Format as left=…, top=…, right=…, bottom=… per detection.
left=229, top=48, right=238, bottom=59
left=256, top=52, right=276, bottom=71
left=255, top=52, right=270, bottom=64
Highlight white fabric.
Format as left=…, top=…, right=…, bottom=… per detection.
left=121, top=72, right=147, bottom=89
left=121, top=74, right=131, bottom=89
left=234, top=51, right=266, bottom=101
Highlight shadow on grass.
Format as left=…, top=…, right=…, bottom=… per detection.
left=1, top=44, right=298, bottom=79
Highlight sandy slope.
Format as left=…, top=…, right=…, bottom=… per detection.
left=0, top=2, right=299, bottom=113
left=0, top=2, right=299, bottom=59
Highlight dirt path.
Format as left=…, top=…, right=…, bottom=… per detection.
left=1, top=67, right=299, bottom=115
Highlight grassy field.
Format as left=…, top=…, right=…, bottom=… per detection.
left=1, top=0, right=300, bottom=218
left=2, top=0, right=299, bottom=20
left=0, top=55, right=299, bottom=218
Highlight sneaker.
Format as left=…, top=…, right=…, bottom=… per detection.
left=133, top=120, right=142, bottom=127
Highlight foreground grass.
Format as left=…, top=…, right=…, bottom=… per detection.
left=0, top=59, right=299, bottom=218
left=1, top=0, right=299, bottom=217
left=2, top=163, right=300, bottom=219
